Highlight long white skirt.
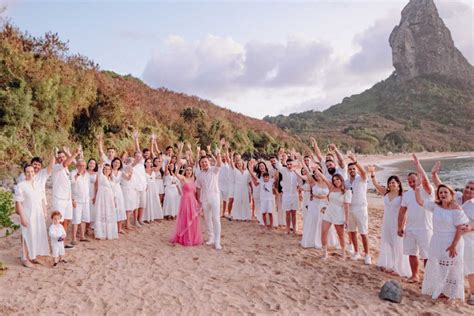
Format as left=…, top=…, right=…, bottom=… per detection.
left=422, top=233, right=465, bottom=300
left=163, top=186, right=180, bottom=217
left=94, top=186, right=118, bottom=240
left=144, top=181, right=163, bottom=221
left=232, top=185, right=251, bottom=220
left=114, top=184, right=127, bottom=221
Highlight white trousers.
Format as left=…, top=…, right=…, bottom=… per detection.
left=202, top=194, right=221, bottom=245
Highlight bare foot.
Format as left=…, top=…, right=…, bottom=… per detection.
left=22, top=260, right=34, bottom=268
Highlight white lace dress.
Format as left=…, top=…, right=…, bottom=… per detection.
left=94, top=171, right=118, bottom=240
left=144, top=171, right=163, bottom=221
left=301, top=185, right=328, bottom=248
left=421, top=200, right=469, bottom=300
left=377, top=195, right=411, bottom=277
left=163, top=175, right=180, bottom=217
left=87, top=172, right=97, bottom=223
left=111, top=170, right=127, bottom=221
left=231, top=169, right=252, bottom=221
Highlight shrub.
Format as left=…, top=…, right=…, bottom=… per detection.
left=0, top=188, right=19, bottom=235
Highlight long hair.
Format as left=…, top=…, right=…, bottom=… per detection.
left=87, top=158, right=99, bottom=172
left=111, top=157, right=123, bottom=171
left=435, top=184, right=455, bottom=206
left=386, top=175, right=403, bottom=196
left=255, top=161, right=268, bottom=178
left=152, top=157, right=164, bottom=177
left=332, top=174, right=346, bottom=193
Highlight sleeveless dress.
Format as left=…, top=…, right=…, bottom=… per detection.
left=163, top=175, right=180, bottom=217
left=111, top=170, right=127, bottom=222
left=231, top=169, right=252, bottom=220
left=144, top=171, right=163, bottom=221
left=154, top=169, right=165, bottom=195
left=301, top=182, right=311, bottom=219
left=253, top=179, right=263, bottom=225
left=88, top=172, right=97, bottom=223
left=170, top=182, right=203, bottom=246
left=94, top=171, right=118, bottom=240
left=377, top=195, right=410, bottom=277
left=301, top=185, right=328, bottom=248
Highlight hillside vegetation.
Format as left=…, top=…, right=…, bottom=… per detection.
left=265, top=74, right=474, bottom=153
left=0, top=24, right=303, bottom=167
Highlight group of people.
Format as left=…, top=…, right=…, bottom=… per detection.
left=12, top=134, right=473, bottom=304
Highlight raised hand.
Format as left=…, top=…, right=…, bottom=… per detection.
left=328, top=143, right=337, bottom=152
left=412, top=153, right=420, bottom=166
left=220, top=138, right=226, bottom=147
left=178, top=142, right=184, bottom=151
left=150, top=133, right=156, bottom=140
left=133, top=130, right=139, bottom=139
left=186, top=143, right=192, bottom=151
left=347, top=153, right=357, bottom=162
left=367, top=165, right=376, bottom=174
left=206, top=145, right=211, bottom=153
left=431, top=161, right=441, bottom=174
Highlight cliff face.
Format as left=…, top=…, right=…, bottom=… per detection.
left=389, top=0, right=474, bottom=84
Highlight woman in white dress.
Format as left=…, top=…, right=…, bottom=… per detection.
left=144, top=158, right=163, bottom=222
left=14, top=165, right=50, bottom=268
left=94, top=163, right=118, bottom=240
left=315, top=169, right=351, bottom=260
left=368, top=166, right=411, bottom=277
left=86, top=158, right=98, bottom=230
left=163, top=161, right=181, bottom=219
left=252, top=161, right=269, bottom=225
left=299, top=168, right=312, bottom=219
left=231, top=160, right=252, bottom=221
left=120, top=159, right=137, bottom=230
left=414, top=183, right=469, bottom=301
left=111, top=158, right=126, bottom=233
left=152, top=156, right=165, bottom=205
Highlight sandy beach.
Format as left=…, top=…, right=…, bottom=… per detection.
left=0, top=151, right=472, bottom=315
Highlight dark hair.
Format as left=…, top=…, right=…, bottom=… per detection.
left=165, top=146, right=173, bottom=151
left=262, top=172, right=270, bottom=178
left=144, top=158, right=152, bottom=168
left=111, top=157, right=123, bottom=170
left=106, top=147, right=115, bottom=152
left=332, top=174, right=346, bottom=193
left=386, top=175, right=403, bottom=196
left=30, top=157, right=43, bottom=164
left=255, top=162, right=269, bottom=178
left=286, top=158, right=294, bottom=163
left=408, top=172, right=418, bottom=177
left=23, top=164, right=33, bottom=172
left=51, top=211, right=62, bottom=219
left=347, top=162, right=356, bottom=168
left=87, top=158, right=99, bottom=172
left=152, top=157, right=164, bottom=176
left=57, top=150, right=66, bottom=156
left=142, top=148, right=150, bottom=154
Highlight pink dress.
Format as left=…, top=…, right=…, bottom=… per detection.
left=170, top=182, right=203, bottom=246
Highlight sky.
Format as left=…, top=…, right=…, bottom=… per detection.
left=2, top=0, right=473, bottom=118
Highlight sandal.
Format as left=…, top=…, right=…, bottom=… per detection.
left=60, top=259, right=68, bottom=264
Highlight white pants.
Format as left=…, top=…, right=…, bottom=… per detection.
left=202, top=194, right=221, bottom=245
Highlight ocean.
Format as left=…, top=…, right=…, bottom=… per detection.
left=380, top=155, right=474, bottom=190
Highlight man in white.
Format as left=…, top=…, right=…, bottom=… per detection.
left=276, top=158, right=299, bottom=234
left=310, top=138, right=346, bottom=181
left=98, top=134, right=116, bottom=165
left=219, top=151, right=232, bottom=218
left=398, top=154, right=433, bottom=283
left=345, top=154, right=371, bottom=264
left=196, top=150, right=222, bottom=250
left=70, top=159, right=90, bottom=244
left=133, top=132, right=147, bottom=226
left=52, top=148, right=80, bottom=234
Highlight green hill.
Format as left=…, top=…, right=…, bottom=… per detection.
left=264, top=74, right=474, bottom=153
left=0, top=24, right=303, bottom=167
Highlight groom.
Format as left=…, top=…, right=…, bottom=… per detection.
left=196, top=149, right=222, bottom=250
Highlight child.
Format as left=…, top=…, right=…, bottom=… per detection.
left=49, top=211, right=67, bottom=267
left=259, top=173, right=275, bottom=228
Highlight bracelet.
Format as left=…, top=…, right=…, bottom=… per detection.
left=370, top=175, right=375, bottom=178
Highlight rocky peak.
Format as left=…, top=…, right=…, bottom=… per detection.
left=389, top=0, right=474, bottom=84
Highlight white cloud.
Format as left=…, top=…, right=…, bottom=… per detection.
left=142, top=0, right=473, bottom=118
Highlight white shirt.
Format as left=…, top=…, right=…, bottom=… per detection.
left=196, top=166, right=220, bottom=200
left=401, top=188, right=433, bottom=231
left=132, top=163, right=147, bottom=191
left=52, top=164, right=72, bottom=200
left=70, top=170, right=90, bottom=203
left=49, top=223, right=66, bottom=241
left=276, top=162, right=298, bottom=196
left=345, top=175, right=368, bottom=208
left=259, top=178, right=274, bottom=201
left=463, top=198, right=474, bottom=226
left=17, top=169, right=50, bottom=202
left=320, top=158, right=347, bottom=180
left=218, top=163, right=231, bottom=189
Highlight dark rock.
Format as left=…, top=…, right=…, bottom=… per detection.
left=379, top=280, right=403, bottom=303
left=389, top=0, right=474, bottom=84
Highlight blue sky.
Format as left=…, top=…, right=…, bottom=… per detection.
left=3, top=0, right=473, bottom=118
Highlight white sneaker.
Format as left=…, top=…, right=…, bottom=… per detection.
left=206, top=240, right=215, bottom=246
left=347, top=244, right=354, bottom=255
left=215, top=243, right=222, bottom=250
left=351, top=253, right=361, bottom=261
left=364, top=255, right=372, bottom=265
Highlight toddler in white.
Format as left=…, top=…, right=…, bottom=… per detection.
left=49, top=211, right=67, bottom=267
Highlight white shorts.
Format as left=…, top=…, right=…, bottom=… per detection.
left=73, top=201, right=90, bottom=225
left=347, top=207, right=368, bottom=234
left=53, top=198, right=73, bottom=221
left=403, top=230, right=432, bottom=259
left=260, top=199, right=275, bottom=214
left=282, top=193, right=298, bottom=211
left=220, top=189, right=229, bottom=202
left=51, top=241, right=65, bottom=257
left=137, top=190, right=146, bottom=209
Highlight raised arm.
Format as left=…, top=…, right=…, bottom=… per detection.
left=430, top=161, right=442, bottom=188
left=367, top=165, right=386, bottom=195
left=63, top=147, right=80, bottom=168
left=313, top=167, right=332, bottom=189
left=329, top=144, right=344, bottom=169
left=97, top=134, right=107, bottom=162
left=150, top=134, right=156, bottom=158
left=310, top=137, right=322, bottom=163
left=133, top=130, right=140, bottom=153
left=176, top=142, right=184, bottom=171
left=46, top=149, right=56, bottom=175
left=412, top=154, right=432, bottom=195
left=152, top=137, right=162, bottom=156
left=348, top=153, right=367, bottom=180
left=215, top=147, right=222, bottom=168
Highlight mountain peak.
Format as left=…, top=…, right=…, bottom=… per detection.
left=389, top=0, right=474, bottom=83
